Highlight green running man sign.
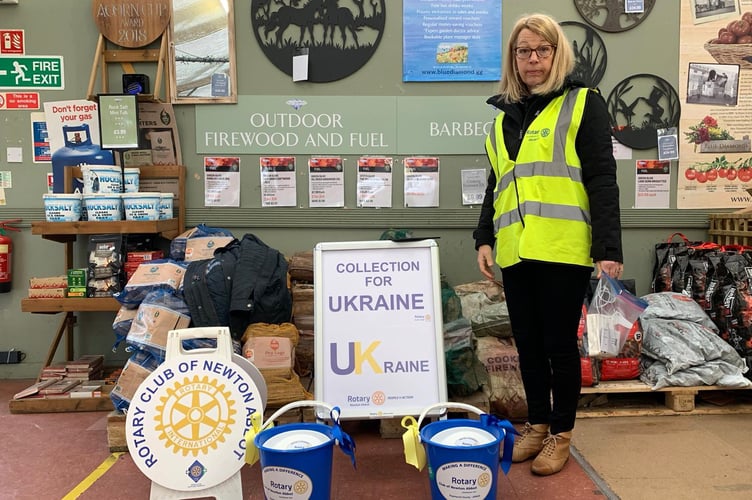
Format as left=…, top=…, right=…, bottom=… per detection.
left=0, top=56, right=64, bottom=90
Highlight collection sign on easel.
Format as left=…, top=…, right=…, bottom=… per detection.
left=314, top=239, right=447, bottom=420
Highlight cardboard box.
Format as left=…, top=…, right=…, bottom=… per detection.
left=126, top=250, right=164, bottom=263
left=29, top=276, right=68, bottom=289
left=28, top=287, right=66, bottom=299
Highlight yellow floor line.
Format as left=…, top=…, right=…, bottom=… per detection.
left=62, top=452, right=124, bottom=500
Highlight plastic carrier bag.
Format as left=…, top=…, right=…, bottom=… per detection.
left=586, top=272, right=648, bottom=358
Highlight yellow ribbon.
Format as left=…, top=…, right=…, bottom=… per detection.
left=401, top=415, right=426, bottom=470
left=244, top=411, right=272, bottom=466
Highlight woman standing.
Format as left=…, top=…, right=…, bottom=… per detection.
left=474, top=13, right=623, bottom=476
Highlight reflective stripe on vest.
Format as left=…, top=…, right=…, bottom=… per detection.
left=486, top=88, right=592, bottom=268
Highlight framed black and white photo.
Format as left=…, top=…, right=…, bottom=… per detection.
left=686, top=62, right=740, bottom=106
left=690, top=0, right=740, bottom=25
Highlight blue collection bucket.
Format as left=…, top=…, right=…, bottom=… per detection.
left=417, top=403, right=517, bottom=500
left=254, top=401, right=356, bottom=500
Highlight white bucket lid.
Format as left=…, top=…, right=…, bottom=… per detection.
left=83, top=193, right=121, bottom=198
left=122, top=192, right=160, bottom=199
left=124, top=167, right=140, bottom=173
left=262, top=428, right=330, bottom=450
left=159, top=192, right=175, bottom=198
left=43, top=193, right=82, bottom=199
left=430, top=426, right=496, bottom=447
left=81, top=164, right=120, bottom=172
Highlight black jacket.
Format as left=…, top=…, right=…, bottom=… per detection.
left=473, top=82, right=623, bottom=264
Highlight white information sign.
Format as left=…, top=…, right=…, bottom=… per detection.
left=314, top=239, right=447, bottom=419
left=260, top=156, right=297, bottom=207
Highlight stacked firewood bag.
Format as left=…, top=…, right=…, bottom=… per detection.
left=242, top=322, right=312, bottom=407
left=288, top=250, right=315, bottom=378
left=452, top=280, right=527, bottom=421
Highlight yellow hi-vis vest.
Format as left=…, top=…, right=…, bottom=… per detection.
left=486, top=88, right=592, bottom=269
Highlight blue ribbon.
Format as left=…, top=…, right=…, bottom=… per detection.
left=330, top=406, right=357, bottom=469
left=480, top=414, right=519, bottom=474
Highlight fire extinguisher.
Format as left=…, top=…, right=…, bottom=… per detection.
left=0, top=219, right=21, bottom=294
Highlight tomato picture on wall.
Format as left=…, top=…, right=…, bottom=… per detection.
left=251, top=0, right=386, bottom=83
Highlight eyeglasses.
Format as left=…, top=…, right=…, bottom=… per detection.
left=514, top=45, right=556, bottom=60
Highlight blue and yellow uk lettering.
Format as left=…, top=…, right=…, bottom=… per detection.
left=330, top=341, right=382, bottom=375
left=330, top=342, right=431, bottom=375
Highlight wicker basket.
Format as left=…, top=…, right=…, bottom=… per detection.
left=704, top=40, right=752, bottom=69
left=708, top=212, right=752, bottom=246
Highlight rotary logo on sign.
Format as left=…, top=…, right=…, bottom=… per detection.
left=126, top=337, right=264, bottom=492
left=154, top=375, right=237, bottom=457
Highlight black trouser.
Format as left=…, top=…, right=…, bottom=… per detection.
left=501, top=261, right=592, bottom=435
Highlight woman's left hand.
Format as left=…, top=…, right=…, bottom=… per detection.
left=596, top=260, right=623, bottom=279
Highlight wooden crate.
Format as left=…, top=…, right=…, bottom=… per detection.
left=263, top=405, right=317, bottom=425
left=708, top=212, right=752, bottom=246
left=578, top=380, right=752, bottom=417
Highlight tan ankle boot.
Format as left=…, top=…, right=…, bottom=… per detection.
left=531, top=431, right=572, bottom=476
left=511, top=423, right=549, bottom=462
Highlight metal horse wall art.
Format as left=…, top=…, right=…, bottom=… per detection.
left=251, top=0, right=386, bottom=82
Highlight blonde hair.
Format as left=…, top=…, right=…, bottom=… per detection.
left=497, top=13, right=574, bottom=103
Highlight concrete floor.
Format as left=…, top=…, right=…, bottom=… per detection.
left=573, top=415, right=752, bottom=500
left=4, top=378, right=751, bottom=499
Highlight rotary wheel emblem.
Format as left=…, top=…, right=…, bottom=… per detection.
left=372, top=391, right=386, bottom=405
left=293, top=480, right=309, bottom=495
left=477, top=472, right=491, bottom=488
left=154, top=375, right=237, bottom=456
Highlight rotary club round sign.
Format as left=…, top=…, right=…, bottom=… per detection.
left=126, top=329, right=264, bottom=492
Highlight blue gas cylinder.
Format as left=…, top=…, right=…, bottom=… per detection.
left=51, top=124, right=115, bottom=193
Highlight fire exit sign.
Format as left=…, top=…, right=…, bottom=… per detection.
left=0, top=55, right=64, bottom=89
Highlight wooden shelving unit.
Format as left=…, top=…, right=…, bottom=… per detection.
left=22, top=165, right=185, bottom=383
left=21, top=297, right=120, bottom=313
left=30, top=219, right=180, bottom=242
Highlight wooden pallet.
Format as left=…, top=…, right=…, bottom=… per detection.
left=107, top=410, right=128, bottom=452
left=9, top=386, right=115, bottom=414
left=708, top=212, right=752, bottom=246
left=578, top=380, right=752, bottom=417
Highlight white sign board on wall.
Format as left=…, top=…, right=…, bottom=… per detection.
left=314, top=239, right=447, bottom=419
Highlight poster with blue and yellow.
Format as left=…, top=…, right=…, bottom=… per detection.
left=403, top=0, right=501, bottom=82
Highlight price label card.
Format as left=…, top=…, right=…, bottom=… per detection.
left=99, top=94, right=139, bottom=149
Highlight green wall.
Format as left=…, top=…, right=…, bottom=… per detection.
left=0, top=1, right=717, bottom=378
